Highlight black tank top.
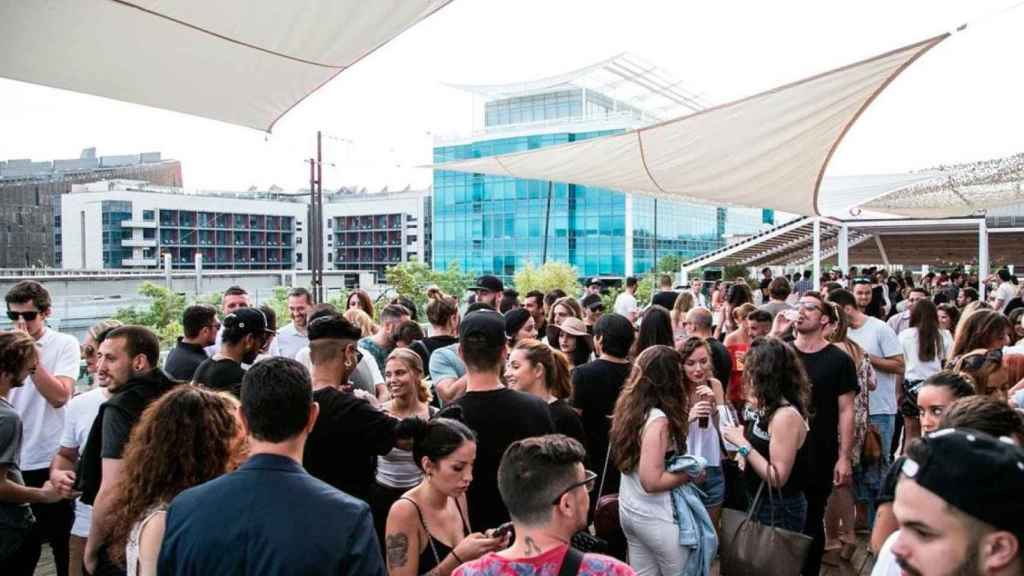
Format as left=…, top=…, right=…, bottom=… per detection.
left=743, top=407, right=811, bottom=497
left=400, top=497, right=469, bottom=573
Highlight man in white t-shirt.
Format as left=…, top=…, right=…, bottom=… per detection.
left=993, top=269, right=1017, bottom=313
left=613, top=277, right=639, bottom=322
left=5, top=280, right=80, bottom=575
left=272, top=287, right=313, bottom=359
left=688, top=278, right=708, bottom=309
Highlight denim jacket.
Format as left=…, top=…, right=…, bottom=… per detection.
left=667, top=454, right=718, bottom=576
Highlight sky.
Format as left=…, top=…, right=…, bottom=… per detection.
left=0, top=0, right=1021, bottom=194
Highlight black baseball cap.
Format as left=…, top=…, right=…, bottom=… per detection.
left=470, top=275, right=504, bottom=293
left=459, top=309, right=506, bottom=348
left=222, top=307, right=271, bottom=337
left=587, top=277, right=602, bottom=287
left=902, top=428, right=1024, bottom=533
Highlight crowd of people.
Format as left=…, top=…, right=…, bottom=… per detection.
left=1, top=266, right=1023, bottom=576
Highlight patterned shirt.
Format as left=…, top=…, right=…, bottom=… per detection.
left=454, top=545, right=635, bottom=576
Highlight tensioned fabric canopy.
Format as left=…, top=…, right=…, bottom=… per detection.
left=0, top=0, right=452, bottom=132
left=433, top=34, right=948, bottom=217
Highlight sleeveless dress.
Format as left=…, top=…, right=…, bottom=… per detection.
left=126, top=503, right=167, bottom=576
left=400, top=496, right=469, bottom=574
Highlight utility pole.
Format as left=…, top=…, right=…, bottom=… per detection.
left=308, top=131, right=325, bottom=303
left=542, top=181, right=553, bottom=264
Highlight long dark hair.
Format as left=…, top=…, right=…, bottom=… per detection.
left=911, top=299, right=944, bottom=363
left=744, top=337, right=811, bottom=422
left=937, top=303, right=961, bottom=333
left=951, top=309, right=1011, bottom=358
left=610, top=346, right=689, bottom=473
left=634, top=305, right=673, bottom=356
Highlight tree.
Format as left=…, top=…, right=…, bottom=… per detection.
left=513, top=262, right=580, bottom=297
left=113, top=282, right=186, bottom=348
left=657, top=254, right=684, bottom=274
left=384, top=261, right=474, bottom=318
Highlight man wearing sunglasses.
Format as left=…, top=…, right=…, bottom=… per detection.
left=454, top=435, right=634, bottom=576
left=5, top=280, right=80, bottom=576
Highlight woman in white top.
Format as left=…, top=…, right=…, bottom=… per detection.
left=108, top=386, right=246, bottom=576
left=898, top=299, right=952, bottom=443
left=676, top=337, right=727, bottom=529
left=372, top=349, right=436, bottom=545
left=610, top=345, right=697, bottom=576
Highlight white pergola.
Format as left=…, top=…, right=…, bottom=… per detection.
left=681, top=216, right=1002, bottom=300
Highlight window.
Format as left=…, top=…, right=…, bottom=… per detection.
left=143, top=210, right=155, bottom=221
left=297, top=252, right=303, bottom=263
left=296, top=236, right=303, bottom=244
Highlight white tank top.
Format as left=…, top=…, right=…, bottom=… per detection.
left=126, top=504, right=166, bottom=576
left=619, top=408, right=675, bottom=518
left=686, top=414, right=722, bottom=466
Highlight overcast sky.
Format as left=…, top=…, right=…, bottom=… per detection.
left=0, top=0, right=1021, bottom=193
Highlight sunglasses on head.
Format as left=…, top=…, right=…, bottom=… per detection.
left=7, top=310, right=39, bottom=322
left=956, top=349, right=1003, bottom=372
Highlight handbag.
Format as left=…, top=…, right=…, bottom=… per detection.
left=591, top=440, right=627, bottom=560
left=862, top=422, right=883, bottom=465
left=719, top=470, right=813, bottom=576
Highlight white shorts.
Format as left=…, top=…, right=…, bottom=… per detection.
left=71, top=498, right=93, bottom=538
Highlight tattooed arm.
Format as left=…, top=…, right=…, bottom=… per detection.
left=385, top=500, right=422, bottom=576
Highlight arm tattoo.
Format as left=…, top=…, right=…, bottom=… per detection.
left=386, top=533, right=409, bottom=569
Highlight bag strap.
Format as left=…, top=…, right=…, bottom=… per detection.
left=596, top=438, right=613, bottom=500
left=558, top=547, right=585, bottom=576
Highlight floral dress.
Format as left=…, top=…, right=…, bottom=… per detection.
left=851, top=353, right=875, bottom=468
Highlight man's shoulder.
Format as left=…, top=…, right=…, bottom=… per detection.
left=40, top=328, right=79, bottom=349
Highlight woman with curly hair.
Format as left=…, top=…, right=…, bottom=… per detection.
left=610, top=345, right=695, bottom=574
left=107, top=386, right=245, bottom=576
left=721, top=337, right=812, bottom=533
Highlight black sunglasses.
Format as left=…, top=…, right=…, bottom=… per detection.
left=7, top=310, right=39, bottom=322
left=956, top=349, right=1003, bottom=372
left=550, top=470, right=598, bottom=505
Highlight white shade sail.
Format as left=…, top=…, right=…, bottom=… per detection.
left=860, top=153, right=1024, bottom=218
left=433, top=34, right=948, bottom=216
left=0, top=0, right=452, bottom=132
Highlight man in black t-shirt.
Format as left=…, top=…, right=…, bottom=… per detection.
left=571, top=313, right=635, bottom=501
left=771, top=291, right=857, bottom=576
left=164, top=304, right=219, bottom=381
left=193, top=308, right=274, bottom=396
left=650, top=274, right=678, bottom=310
left=302, top=314, right=415, bottom=505
left=452, top=309, right=555, bottom=531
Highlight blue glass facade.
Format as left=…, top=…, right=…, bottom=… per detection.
left=434, top=108, right=772, bottom=282
left=101, top=201, right=132, bottom=268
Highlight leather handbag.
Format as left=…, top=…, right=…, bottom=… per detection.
left=591, top=442, right=627, bottom=560
left=862, top=423, right=883, bottom=465
left=719, top=472, right=812, bottom=576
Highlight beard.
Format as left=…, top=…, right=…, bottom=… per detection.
left=895, top=539, right=981, bottom=576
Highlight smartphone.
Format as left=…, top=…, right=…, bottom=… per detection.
left=489, top=522, right=514, bottom=539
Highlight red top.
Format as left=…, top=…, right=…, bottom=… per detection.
left=453, top=544, right=635, bottom=576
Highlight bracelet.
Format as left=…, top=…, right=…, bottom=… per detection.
left=450, top=550, right=464, bottom=565
left=737, top=445, right=751, bottom=458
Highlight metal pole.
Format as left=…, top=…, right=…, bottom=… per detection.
left=838, top=224, right=849, bottom=273
left=309, top=158, right=318, bottom=302
left=542, top=181, right=553, bottom=264
left=979, top=218, right=989, bottom=302
left=316, top=130, right=324, bottom=303
left=653, top=198, right=658, bottom=274
left=812, top=217, right=822, bottom=289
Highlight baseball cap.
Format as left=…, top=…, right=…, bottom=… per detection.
left=460, top=309, right=506, bottom=348
left=587, top=277, right=602, bottom=287
left=902, top=428, right=1024, bottom=533
left=470, top=275, right=504, bottom=293
left=222, top=307, right=271, bottom=336
left=503, top=308, right=532, bottom=340
left=558, top=317, right=588, bottom=337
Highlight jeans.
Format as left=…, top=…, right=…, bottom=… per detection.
left=23, top=468, right=73, bottom=576
left=856, top=414, right=896, bottom=528
left=803, top=481, right=833, bottom=576
left=620, top=508, right=690, bottom=576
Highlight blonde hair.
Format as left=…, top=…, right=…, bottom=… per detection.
left=386, top=348, right=432, bottom=403
left=343, top=308, right=378, bottom=337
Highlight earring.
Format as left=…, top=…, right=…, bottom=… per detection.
left=345, top=360, right=353, bottom=369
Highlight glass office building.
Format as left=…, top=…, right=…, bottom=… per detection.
left=433, top=55, right=773, bottom=282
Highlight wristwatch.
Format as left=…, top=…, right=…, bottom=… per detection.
left=738, top=445, right=751, bottom=458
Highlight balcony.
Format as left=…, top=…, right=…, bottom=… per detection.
left=121, top=258, right=158, bottom=267
left=121, top=238, right=157, bottom=248
left=121, top=220, right=158, bottom=229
